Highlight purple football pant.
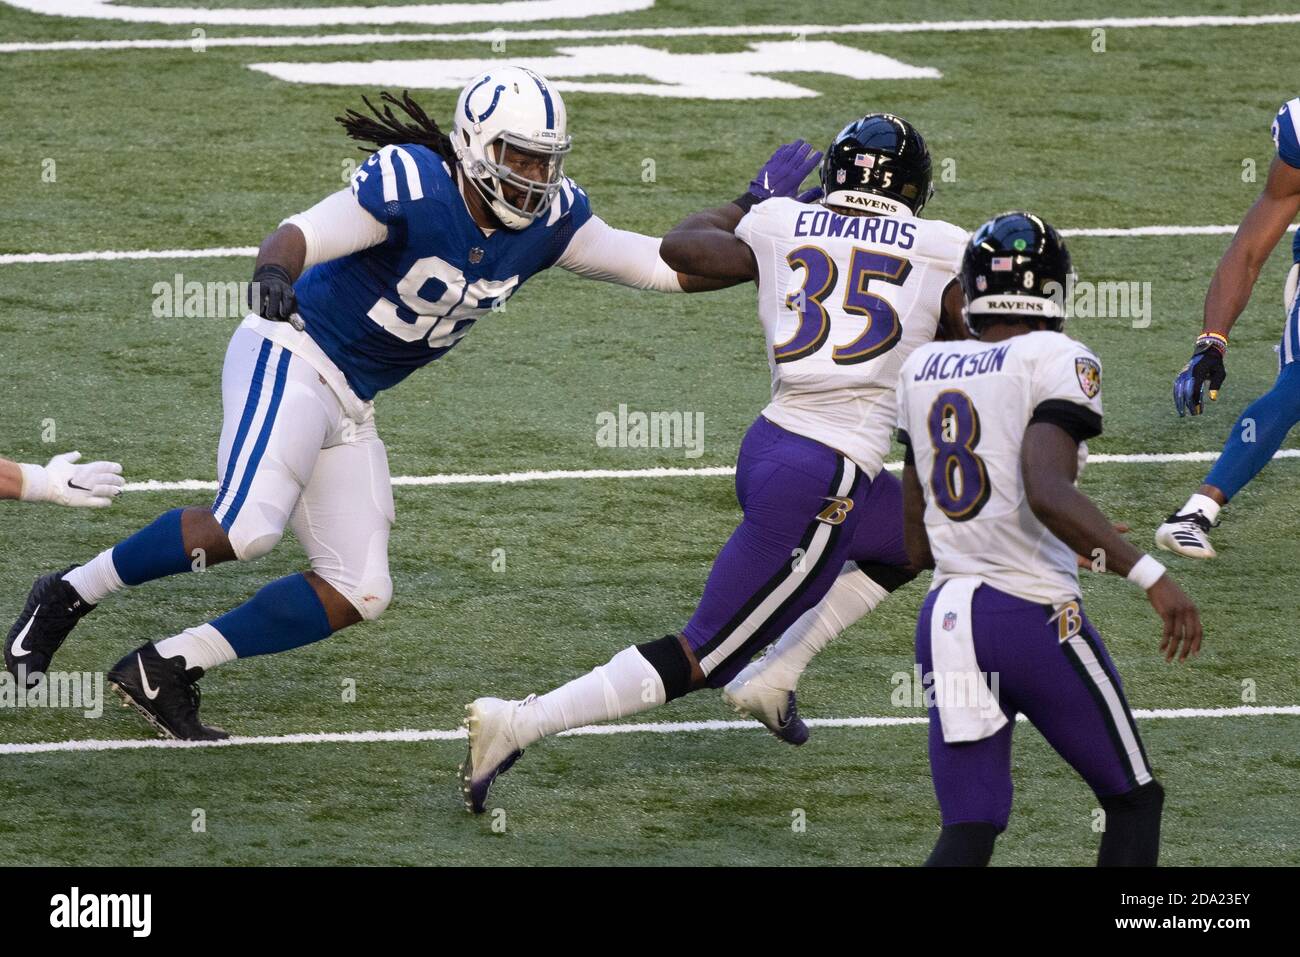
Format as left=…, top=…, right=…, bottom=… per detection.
left=916, top=581, right=1154, bottom=831
left=683, top=415, right=910, bottom=688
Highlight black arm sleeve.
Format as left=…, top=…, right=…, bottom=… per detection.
left=1029, top=399, right=1102, bottom=443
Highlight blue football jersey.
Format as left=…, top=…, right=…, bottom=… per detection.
left=1271, top=98, right=1300, bottom=169
left=294, top=144, right=592, bottom=399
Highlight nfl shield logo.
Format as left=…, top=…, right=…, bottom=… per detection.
left=975, top=275, right=988, bottom=292
left=942, top=611, right=957, bottom=631
left=469, top=247, right=484, bottom=264
left=836, top=168, right=847, bottom=185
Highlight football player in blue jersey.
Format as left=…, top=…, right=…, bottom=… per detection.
left=3, top=67, right=738, bottom=739
left=1158, top=98, right=1300, bottom=558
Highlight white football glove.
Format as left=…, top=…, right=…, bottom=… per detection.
left=20, top=451, right=125, bottom=508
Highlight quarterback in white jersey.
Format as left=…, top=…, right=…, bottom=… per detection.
left=897, top=212, right=1201, bottom=867
left=459, top=115, right=968, bottom=813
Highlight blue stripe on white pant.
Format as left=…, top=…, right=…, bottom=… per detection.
left=213, top=341, right=291, bottom=531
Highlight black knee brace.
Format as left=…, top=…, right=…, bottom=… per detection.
left=1098, top=780, right=1165, bottom=867
left=635, top=634, right=694, bottom=702
left=924, top=822, right=1000, bottom=867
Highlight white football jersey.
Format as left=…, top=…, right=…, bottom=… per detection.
left=896, top=330, right=1104, bottom=606
left=735, top=197, right=967, bottom=476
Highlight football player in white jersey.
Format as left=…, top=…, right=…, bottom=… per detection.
left=897, top=212, right=1201, bottom=866
left=0, top=453, right=122, bottom=508
left=4, top=70, right=734, bottom=736
left=460, top=115, right=969, bottom=812
left=1158, top=96, right=1300, bottom=557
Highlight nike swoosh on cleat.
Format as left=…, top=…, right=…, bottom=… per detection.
left=10, top=605, right=38, bottom=657
left=137, top=656, right=161, bottom=700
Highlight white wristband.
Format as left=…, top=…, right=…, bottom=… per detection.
left=1127, top=554, right=1166, bottom=590
left=17, top=463, right=49, bottom=503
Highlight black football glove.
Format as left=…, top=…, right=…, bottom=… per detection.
left=249, top=263, right=299, bottom=324
left=1173, top=336, right=1227, bottom=417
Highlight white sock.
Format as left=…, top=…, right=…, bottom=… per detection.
left=1181, top=493, right=1221, bottom=524
left=62, top=548, right=125, bottom=605
left=747, top=563, right=888, bottom=691
left=153, top=623, right=237, bottom=673
left=513, top=646, right=665, bottom=748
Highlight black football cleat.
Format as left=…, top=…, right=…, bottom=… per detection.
left=5, top=565, right=95, bottom=688
left=107, top=643, right=230, bottom=741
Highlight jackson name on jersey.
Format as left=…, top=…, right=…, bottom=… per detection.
left=896, top=330, right=1104, bottom=607
left=735, top=197, right=968, bottom=475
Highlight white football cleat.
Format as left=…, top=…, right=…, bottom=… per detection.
left=1155, top=511, right=1217, bottom=560
left=722, top=662, right=809, bottom=746
left=459, top=696, right=529, bottom=814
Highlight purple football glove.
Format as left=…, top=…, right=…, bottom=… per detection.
left=747, top=139, right=823, bottom=202
left=796, top=186, right=824, bottom=204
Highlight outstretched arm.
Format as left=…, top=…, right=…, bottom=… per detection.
left=1202, top=157, right=1300, bottom=341
left=553, top=215, right=742, bottom=293
left=661, top=139, right=825, bottom=283
left=659, top=202, right=758, bottom=282
left=1175, top=157, right=1300, bottom=414
left=1021, top=421, right=1202, bottom=661
left=0, top=453, right=123, bottom=507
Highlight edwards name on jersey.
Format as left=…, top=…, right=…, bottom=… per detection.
left=897, top=329, right=1104, bottom=607
left=295, top=143, right=592, bottom=400
left=736, top=197, right=967, bottom=476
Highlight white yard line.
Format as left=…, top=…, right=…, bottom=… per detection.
left=2, top=704, right=1296, bottom=755
left=2, top=225, right=1293, bottom=265
left=118, top=451, right=1299, bottom=494
left=4, top=14, right=1300, bottom=54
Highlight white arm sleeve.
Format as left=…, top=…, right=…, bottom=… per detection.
left=554, top=215, right=684, bottom=292
left=282, top=188, right=389, bottom=270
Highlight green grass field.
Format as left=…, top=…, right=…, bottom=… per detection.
left=1, top=1, right=1298, bottom=866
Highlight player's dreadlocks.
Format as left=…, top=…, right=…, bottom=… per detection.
left=336, top=90, right=458, bottom=165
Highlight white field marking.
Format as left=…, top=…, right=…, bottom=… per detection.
left=2, top=704, right=1296, bottom=755
left=3, top=224, right=1296, bottom=266
left=5, top=13, right=1300, bottom=53
left=117, top=450, right=1300, bottom=494
left=250, top=42, right=940, bottom=99
left=0, top=0, right=652, bottom=28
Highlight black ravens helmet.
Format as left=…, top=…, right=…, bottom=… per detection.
left=820, top=113, right=934, bottom=216
left=961, top=211, right=1073, bottom=336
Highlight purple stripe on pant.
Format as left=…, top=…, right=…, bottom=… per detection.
left=682, top=415, right=910, bottom=688
left=916, top=581, right=1152, bottom=831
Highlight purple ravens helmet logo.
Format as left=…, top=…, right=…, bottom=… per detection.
left=1075, top=357, right=1101, bottom=399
